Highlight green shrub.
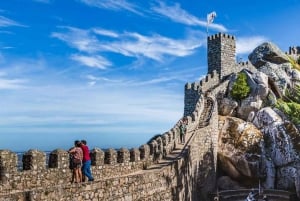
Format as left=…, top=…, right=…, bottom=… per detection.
left=275, top=99, right=300, bottom=125
left=231, top=72, right=251, bottom=101
left=277, top=86, right=300, bottom=125
left=285, top=85, right=300, bottom=103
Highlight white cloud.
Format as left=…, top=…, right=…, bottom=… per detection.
left=103, top=32, right=203, bottom=61
left=236, top=36, right=267, bottom=54
left=71, top=54, right=112, bottom=69
left=93, top=28, right=119, bottom=38
left=0, top=82, right=182, bottom=130
left=152, top=1, right=227, bottom=32
left=130, top=76, right=177, bottom=86
left=79, top=0, right=143, bottom=15
left=51, top=27, right=100, bottom=53
left=0, top=16, right=24, bottom=27
left=86, top=74, right=123, bottom=83
left=0, top=78, right=27, bottom=89
left=52, top=26, right=205, bottom=64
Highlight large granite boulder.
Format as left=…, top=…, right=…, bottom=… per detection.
left=217, top=176, right=243, bottom=190
left=248, top=42, right=297, bottom=93
left=218, top=116, right=263, bottom=188
left=248, top=42, right=289, bottom=68
left=218, top=111, right=300, bottom=197
left=259, top=62, right=292, bottom=93
left=218, top=97, right=238, bottom=116
left=251, top=107, right=300, bottom=197
left=237, top=96, right=263, bottom=121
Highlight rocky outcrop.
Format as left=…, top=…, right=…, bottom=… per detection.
left=248, top=42, right=297, bottom=93
left=218, top=112, right=300, bottom=196
left=248, top=42, right=289, bottom=68
left=217, top=41, right=300, bottom=197
left=217, top=176, right=242, bottom=190
left=218, top=98, right=238, bottom=116
left=217, top=116, right=263, bottom=188
left=253, top=107, right=300, bottom=197
left=259, top=62, right=293, bottom=93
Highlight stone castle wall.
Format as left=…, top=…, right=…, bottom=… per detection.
left=184, top=70, right=219, bottom=117
left=0, top=93, right=218, bottom=201
left=0, top=124, right=179, bottom=192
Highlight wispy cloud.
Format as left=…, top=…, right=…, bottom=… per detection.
left=236, top=36, right=267, bottom=54
left=52, top=26, right=205, bottom=65
left=86, top=74, right=123, bottom=83
left=84, top=64, right=201, bottom=87
left=71, top=54, right=112, bottom=69
left=0, top=82, right=182, bottom=132
left=51, top=27, right=100, bottom=53
left=103, top=31, right=203, bottom=61
left=152, top=1, right=227, bottom=32
left=0, top=16, right=25, bottom=27
left=93, top=28, right=119, bottom=38
left=86, top=74, right=124, bottom=86
left=0, top=76, right=27, bottom=90
left=79, top=0, right=143, bottom=15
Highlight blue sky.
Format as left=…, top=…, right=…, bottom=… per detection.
left=0, top=0, right=300, bottom=152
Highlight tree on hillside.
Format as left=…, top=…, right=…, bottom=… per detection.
left=231, top=72, right=251, bottom=101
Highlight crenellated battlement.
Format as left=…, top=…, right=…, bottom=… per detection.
left=199, top=70, right=220, bottom=90
left=0, top=129, right=181, bottom=173
left=207, top=32, right=235, bottom=41
left=184, top=70, right=219, bottom=116
left=236, top=60, right=257, bottom=73
left=288, top=46, right=300, bottom=55
left=286, top=46, right=300, bottom=61
left=0, top=114, right=195, bottom=196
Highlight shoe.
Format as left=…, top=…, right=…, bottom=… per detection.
left=88, top=178, right=94, bottom=182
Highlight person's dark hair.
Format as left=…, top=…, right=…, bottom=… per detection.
left=81, top=140, right=87, bottom=145
left=75, top=140, right=81, bottom=147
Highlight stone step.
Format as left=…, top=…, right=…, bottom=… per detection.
left=198, top=97, right=214, bottom=128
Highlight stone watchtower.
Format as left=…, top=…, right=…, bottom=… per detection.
left=207, top=33, right=236, bottom=80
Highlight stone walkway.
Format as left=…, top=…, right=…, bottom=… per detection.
left=144, top=97, right=214, bottom=171
left=144, top=128, right=195, bottom=171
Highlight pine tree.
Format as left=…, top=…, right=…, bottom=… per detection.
left=231, top=72, right=250, bottom=101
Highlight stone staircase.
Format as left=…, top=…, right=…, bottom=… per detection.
left=215, top=189, right=297, bottom=201
left=198, top=97, right=214, bottom=128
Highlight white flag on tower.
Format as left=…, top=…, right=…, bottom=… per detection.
left=207, top=11, right=217, bottom=25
